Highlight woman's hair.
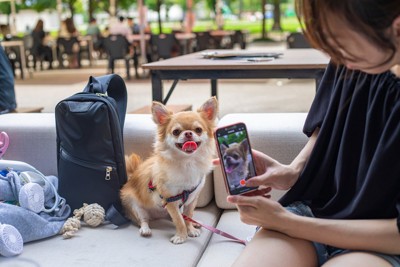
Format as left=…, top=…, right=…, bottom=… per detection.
left=33, top=19, right=44, bottom=32
left=65, top=18, right=77, bottom=34
left=295, top=0, right=400, bottom=64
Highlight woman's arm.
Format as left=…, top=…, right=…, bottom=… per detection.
left=285, top=212, right=400, bottom=255
left=228, top=195, right=400, bottom=255
left=289, top=128, right=319, bottom=174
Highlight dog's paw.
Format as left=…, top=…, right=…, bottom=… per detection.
left=170, top=234, right=187, bottom=244
left=193, top=222, right=201, bottom=229
left=188, top=227, right=201, bottom=238
left=139, top=226, right=152, bottom=237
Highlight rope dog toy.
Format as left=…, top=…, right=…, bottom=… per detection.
left=60, top=203, right=105, bottom=239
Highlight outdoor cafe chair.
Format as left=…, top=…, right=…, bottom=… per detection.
left=1, top=36, right=25, bottom=78
left=286, top=32, right=312, bottom=49
left=56, top=37, right=81, bottom=68
left=231, top=30, right=247, bottom=50
left=194, top=31, right=215, bottom=51
left=103, top=34, right=134, bottom=80
left=149, top=34, right=180, bottom=61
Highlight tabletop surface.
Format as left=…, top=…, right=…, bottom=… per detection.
left=143, top=49, right=330, bottom=71
left=0, top=40, right=24, bottom=46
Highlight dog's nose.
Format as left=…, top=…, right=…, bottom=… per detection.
left=185, top=131, right=193, bottom=139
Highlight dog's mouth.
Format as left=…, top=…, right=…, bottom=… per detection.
left=176, top=141, right=201, bottom=154
left=225, top=163, right=239, bottom=174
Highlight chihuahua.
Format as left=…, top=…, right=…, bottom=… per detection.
left=120, top=97, right=218, bottom=244
left=220, top=139, right=250, bottom=190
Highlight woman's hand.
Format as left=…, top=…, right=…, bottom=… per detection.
left=227, top=194, right=292, bottom=231
left=213, top=149, right=300, bottom=191
left=247, top=150, right=299, bottom=190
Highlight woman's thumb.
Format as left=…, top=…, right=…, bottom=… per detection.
left=245, top=175, right=265, bottom=187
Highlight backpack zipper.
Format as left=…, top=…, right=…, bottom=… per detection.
left=60, top=149, right=115, bottom=181
left=105, top=166, right=112, bottom=180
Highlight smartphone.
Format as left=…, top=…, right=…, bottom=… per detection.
left=215, top=122, right=258, bottom=195
left=246, top=57, right=275, bottom=62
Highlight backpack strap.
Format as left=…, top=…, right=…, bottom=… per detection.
left=105, top=202, right=129, bottom=226
left=83, top=74, right=127, bottom=130
left=83, top=74, right=129, bottom=226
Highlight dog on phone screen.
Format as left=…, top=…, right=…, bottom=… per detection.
left=220, top=139, right=250, bottom=190
left=120, top=97, right=218, bottom=244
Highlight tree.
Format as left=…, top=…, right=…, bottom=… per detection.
left=65, top=0, right=78, bottom=17
left=271, top=0, right=281, bottom=31
left=261, top=0, right=267, bottom=39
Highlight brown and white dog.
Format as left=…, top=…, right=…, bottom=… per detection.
left=120, top=97, right=218, bottom=244
left=220, top=139, right=250, bottom=190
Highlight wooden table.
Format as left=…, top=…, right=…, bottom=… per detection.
left=1, top=40, right=27, bottom=79
left=127, top=34, right=151, bottom=43
left=142, top=49, right=330, bottom=104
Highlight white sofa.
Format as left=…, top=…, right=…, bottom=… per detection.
left=0, top=112, right=308, bottom=267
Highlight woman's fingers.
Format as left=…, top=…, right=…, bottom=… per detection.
left=242, top=187, right=272, bottom=197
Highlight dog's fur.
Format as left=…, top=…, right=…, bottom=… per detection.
left=220, top=139, right=250, bottom=190
left=120, top=97, right=218, bottom=244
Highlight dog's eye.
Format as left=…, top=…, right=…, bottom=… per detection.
left=233, top=154, right=239, bottom=160
left=172, top=129, right=181, bottom=136
left=194, top=127, right=202, bottom=134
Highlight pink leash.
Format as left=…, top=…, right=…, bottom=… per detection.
left=0, top=132, right=9, bottom=158
left=182, top=214, right=247, bottom=245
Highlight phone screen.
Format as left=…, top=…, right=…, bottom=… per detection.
left=215, top=122, right=258, bottom=195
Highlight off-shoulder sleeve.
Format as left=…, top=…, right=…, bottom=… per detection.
left=303, top=62, right=342, bottom=137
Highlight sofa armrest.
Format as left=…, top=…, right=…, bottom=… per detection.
left=213, top=113, right=309, bottom=209
left=0, top=113, right=58, bottom=175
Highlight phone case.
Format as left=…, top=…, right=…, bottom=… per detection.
left=215, top=122, right=258, bottom=195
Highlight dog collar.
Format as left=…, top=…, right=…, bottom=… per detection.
left=148, top=180, right=200, bottom=207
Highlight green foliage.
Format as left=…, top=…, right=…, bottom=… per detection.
left=0, top=3, right=10, bottom=15
left=119, top=0, right=135, bottom=10
left=218, top=131, right=247, bottom=147
left=20, top=0, right=57, bottom=12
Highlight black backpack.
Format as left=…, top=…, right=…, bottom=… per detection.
left=55, top=74, right=128, bottom=225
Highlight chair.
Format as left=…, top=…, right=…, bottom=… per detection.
left=194, top=31, right=215, bottom=51
left=29, top=33, right=53, bottom=70
left=231, top=30, right=247, bottom=50
left=103, top=34, right=133, bottom=79
left=286, top=32, right=311, bottom=49
left=57, top=37, right=81, bottom=68
left=149, top=34, right=180, bottom=61
left=22, top=34, right=36, bottom=70
left=2, top=36, right=24, bottom=78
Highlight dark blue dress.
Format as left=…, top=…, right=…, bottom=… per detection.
left=280, top=62, right=400, bottom=232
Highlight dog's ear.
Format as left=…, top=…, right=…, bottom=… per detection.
left=152, top=101, right=172, bottom=125
left=198, top=97, right=218, bottom=121
left=240, top=138, right=249, bottom=154
left=220, top=143, right=228, bottom=154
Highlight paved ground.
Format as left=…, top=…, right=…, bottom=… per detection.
left=14, top=41, right=316, bottom=117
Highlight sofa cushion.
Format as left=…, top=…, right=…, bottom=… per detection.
left=213, top=113, right=308, bottom=209
left=0, top=113, right=214, bottom=208
left=0, top=203, right=221, bottom=267
left=197, top=210, right=255, bottom=267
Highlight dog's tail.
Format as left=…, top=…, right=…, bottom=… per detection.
left=125, top=153, right=142, bottom=177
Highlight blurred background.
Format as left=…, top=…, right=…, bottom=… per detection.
left=0, top=0, right=300, bottom=41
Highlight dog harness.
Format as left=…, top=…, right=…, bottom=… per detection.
left=148, top=180, right=200, bottom=207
